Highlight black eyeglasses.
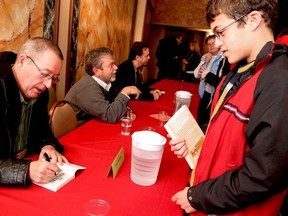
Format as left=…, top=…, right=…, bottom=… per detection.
left=214, top=13, right=248, bottom=39
left=26, top=55, right=60, bottom=83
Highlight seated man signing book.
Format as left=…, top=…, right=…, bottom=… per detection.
left=0, top=37, right=68, bottom=187
left=65, top=47, right=141, bottom=124
left=115, top=42, right=162, bottom=101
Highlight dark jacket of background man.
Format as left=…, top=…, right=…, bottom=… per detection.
left=116, top=60, right=154, bottom=101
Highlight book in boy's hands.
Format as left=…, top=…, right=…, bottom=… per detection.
left=33, top=163, right=85, bottom=192
left=164, top=105, right=205, bottom=169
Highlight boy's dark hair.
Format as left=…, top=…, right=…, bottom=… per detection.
left=205, top=0, right=278, bottom=31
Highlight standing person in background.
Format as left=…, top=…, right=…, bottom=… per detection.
left=194, top=35, right=229, bottom=132
left=156, top=34, right=183, bottom=80
left=115, top=41, right=162, bottom=101
left=169, top=0, right=288, bottom=215
left=0, top=37, right=68, bottom=187
left=181, top=40, right=201, bottom=82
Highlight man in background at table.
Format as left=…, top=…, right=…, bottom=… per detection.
left=169, top=0, right=288, bottom=215
left=65, top=47, right=141, bottom=124
left=0, top=37, right=68, bottom=187
left=115, top=41, right=162, bottom=101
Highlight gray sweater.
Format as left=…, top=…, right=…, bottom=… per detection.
left=65, top=74, right=129, bottom=124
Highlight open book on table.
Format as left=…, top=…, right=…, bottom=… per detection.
left=33, top=163, right=85, bottom=192
left=164, top=105, right=204, bottom=169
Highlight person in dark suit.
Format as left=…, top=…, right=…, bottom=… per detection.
left=115, top=42, right=162, bottom=101
left=156, top=34, right=183, bottom=80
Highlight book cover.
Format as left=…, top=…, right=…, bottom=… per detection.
left=164, top=105, right=204, bottom=169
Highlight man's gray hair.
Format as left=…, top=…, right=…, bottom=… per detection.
left=17, top=37, right=63, bottom=60
left=85, top=47, right=113, bottom=76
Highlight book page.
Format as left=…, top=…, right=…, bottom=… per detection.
left=33, top=163, right=85, bottom=192
left=164, top=105, right=204, bottom=169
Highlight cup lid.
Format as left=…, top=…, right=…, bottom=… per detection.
left=132, top=131, right=166, bottom=151
left=176, top=90, right=192, bottom=99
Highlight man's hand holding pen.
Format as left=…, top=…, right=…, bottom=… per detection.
left=28, top=145, right=68, bottom=184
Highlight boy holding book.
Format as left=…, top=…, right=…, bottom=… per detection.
left=169, top=0, right=288, bottom=215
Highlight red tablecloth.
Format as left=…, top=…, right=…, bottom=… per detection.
left=0, top=79, right=200, bottom=216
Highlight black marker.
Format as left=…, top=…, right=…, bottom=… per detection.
left=43, top=152, right=58, bottom=176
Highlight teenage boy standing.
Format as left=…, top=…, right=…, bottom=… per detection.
left=169, top=0, right=288, bottom=215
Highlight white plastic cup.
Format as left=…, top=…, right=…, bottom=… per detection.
left=174, top=90, right=192, bottom=113
left=84, top=199, right=110, bottom=216
left=121, top=117, right=133, bottom=136
left=131, top=131, right=166, bottom=186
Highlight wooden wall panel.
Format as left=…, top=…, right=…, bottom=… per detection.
left=0, top=0, right=45, bottom=52
left=74, top=0, right=136, bottom=80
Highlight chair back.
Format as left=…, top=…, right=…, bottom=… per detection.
left=49, top=101, right=77, bottom=138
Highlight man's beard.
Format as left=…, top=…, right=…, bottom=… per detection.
left=111, top=76, right=116, bottom=82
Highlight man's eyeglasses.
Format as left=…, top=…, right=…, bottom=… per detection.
left=100, top=62, right=116, bottom=70
left=26, top=55, right=60, bottom=83
left=214, top=13, right=248, bottom=39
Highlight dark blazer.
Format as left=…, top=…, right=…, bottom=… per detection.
left=115, top=60, right=154, bottom=101
left=185, top=51, right=201, bottom=71
left=0, top=52, right=63, bottom=187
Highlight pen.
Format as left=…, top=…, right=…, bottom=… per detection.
left=43, top=152, right=58, bottom=176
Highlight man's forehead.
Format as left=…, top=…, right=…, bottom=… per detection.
left=142, top=48, right=149, bottom=55
left=101, top=55, right=114, bottom=62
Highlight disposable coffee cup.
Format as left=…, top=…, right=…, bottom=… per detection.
left=174, top=90, right=192, bottom=113
left=130, top=131, right=166, bottom=186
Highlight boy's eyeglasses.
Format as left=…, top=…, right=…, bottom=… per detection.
left=214, top=14, right=248, bottom=39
